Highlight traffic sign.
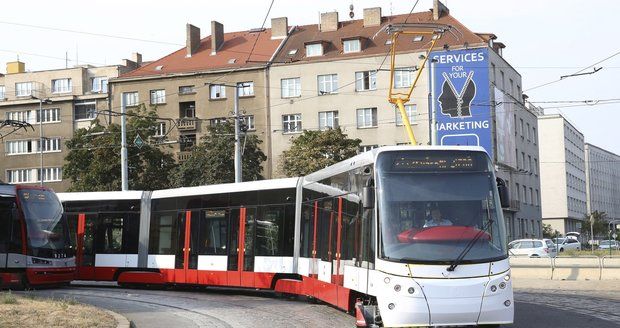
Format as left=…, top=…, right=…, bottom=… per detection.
left=134, top=134, right=145, bottom=149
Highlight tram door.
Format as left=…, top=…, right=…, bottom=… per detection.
left=175, top=211, right=192, bottom=284
left=69, top=213, right=96, bottom=280
left=227, top=207, right=256, bottom=287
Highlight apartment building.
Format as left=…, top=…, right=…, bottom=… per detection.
left=0, top=60, right=135, bottom=191
left=538, top=114, right=587, bottom=235
left=268, top=1, right=542, bottom=239
left=585, top=143, right=620, bottom=222
left=108, top=19, right=290, bottom=179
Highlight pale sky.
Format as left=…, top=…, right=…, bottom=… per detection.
left=1, top=0, right=618, bottom=155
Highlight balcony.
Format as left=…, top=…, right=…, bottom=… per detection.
left=177, top=118, right=197, bottom=131
left=505, top=200, right=521, bottom=212
left=177, top=151, right=192, bottom=163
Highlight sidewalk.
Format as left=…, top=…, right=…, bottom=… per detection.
left=513, top=278, right=620, bottom=300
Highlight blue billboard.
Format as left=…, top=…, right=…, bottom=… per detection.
left=431, top=48, right=492, bottom=157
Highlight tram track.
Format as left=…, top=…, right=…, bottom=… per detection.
left=27, top=284, right=355, bottom=328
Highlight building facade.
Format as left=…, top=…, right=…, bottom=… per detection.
left=109, top=20, right=290, bottom=180
left=538, top=114, right=587, bottom=235
left=0, top=60, right=135, bottom=191
left=585, top=143, right=620, bottom=222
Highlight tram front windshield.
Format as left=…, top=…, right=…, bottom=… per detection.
left=18, top=189, right=71, bottom=258
left=376, top=150, right=507, bottom=264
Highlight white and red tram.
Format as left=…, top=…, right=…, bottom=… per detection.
left=0, top=184, right=75, bottom=288
left=59, top=146, right=514, bottom=327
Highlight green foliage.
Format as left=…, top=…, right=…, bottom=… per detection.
left=63, top=104, right=176, bottom=191
left=280, top=128, right=361, bottom=177
left=581, top=211, right=609, bottom=239
left=172, top=121, right=266, bottom=186
left=2, top=291, right=18, bottom=304
left=542, top=223, right=560, bottom=239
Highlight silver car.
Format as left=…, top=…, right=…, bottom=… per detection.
left=598, top=240, right=620, bottom=250
left=508, top=239, right=557, bottom=258
left=554, top=237, right=582, bottom=252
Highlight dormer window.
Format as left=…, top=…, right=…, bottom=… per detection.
left=413, top=35, right=424, bottom=42
left=343, top=39, right=361, bottom=53
left=305, top=43, right=323, bottom=57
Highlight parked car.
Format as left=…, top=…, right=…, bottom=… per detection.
left=554, top=237, right=582, bottom=252
left=598, top=240, right=620, bottom=250
left=508, top=239, right=557, bottom=258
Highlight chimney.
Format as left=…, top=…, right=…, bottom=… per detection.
left=433, top=0, right=450, bottom=20
left=271, top=17, right=288, bottom=39
left=131, top=53, right=142, bottom=67
left=6, top=61, right=25, bottom=74
left=186, top=24, right=201, bottom=57
left=211, top=21, right=224, bottom=55
left=363, top=7, right=382, bottom=27
left=320, top=12, right=338, bottom=32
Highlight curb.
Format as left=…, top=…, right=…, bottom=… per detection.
left=102, top=308, right=131, bottom=328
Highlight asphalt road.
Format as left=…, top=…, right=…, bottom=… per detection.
left=23, top=285, right=620, bottom=327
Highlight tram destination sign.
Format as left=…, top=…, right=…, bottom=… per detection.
left=389, top=151, right=487, bottom=172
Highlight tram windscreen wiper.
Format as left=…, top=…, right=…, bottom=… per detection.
left=446, top=203, right=494, bottom=272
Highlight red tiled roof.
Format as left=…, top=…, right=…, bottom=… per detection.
left=273, top=11, right=488, bottom=64
left=121, top=28, right=282, bottom=78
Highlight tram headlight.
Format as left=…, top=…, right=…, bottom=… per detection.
left=388, top=303, right=395, bottom=310
left=384, top=277, right=391, bottom=284
left=408, top=287, right=415, bottom=294
left=503, top=274, right=511, bottom=281
left=499, top=282, right=507, bottom=289
left=504, top=300, right=511, bottom=307
left=394, top=284, right=401, bottom=292
left=490, top=285, right=497, bottom=292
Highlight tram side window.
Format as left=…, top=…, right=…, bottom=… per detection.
left=317, top=198, right=334, bottom=262
left=96, top=216, right=124, bottom=254
left=149, top=212, right=178, bottom=254
left=0, top=198, right=17, bottom=252
left=341, top=197, right=361, bottom=264
left=256, top=206, right=284, bottom=256
left=199, top=209, right=228, bottom=255
left=299, top=202, right=314, bottom=258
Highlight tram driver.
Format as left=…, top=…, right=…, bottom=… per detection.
left=423, top=206, right=453, bottom=228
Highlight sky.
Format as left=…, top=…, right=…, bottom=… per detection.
left=1, top=0, right=618, bottom=155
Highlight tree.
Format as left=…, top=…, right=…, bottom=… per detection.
left=172, top=120, right=266, bottom=186
left=542, top=223, right=560, bottom=239
left=581, top=211, right=609, bottom=240
left=280, top=128, right=361, bottom=177
left=63, top=104, right=176, bottom=191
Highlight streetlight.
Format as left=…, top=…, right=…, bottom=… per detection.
left=31, top=95, right=52, bottom=186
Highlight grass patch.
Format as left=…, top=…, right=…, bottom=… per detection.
left=0, top=293, right=116, bottom=328
left=1, top=292, right=18, bottom=305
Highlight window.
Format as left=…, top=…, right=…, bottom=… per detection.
left=237, top=82, right=254, bottom=97
left=282, top=114, right=302, bottom=133
left=529, top=187, right=534, bottom=205
left=52, top=79, right=72, bottom=93
left=6, top=110, right=34, bottom=124
left=357, top=108, right=377, bottom=128
left=154, top=122, right=166, bottom=137
left=91, top=77, right=108, bottom=93
left=210, top=84, right=226, bottom=99
left=522, top=185, right=527, bottom=205
left=0, top=85, right=5, bottom=99
left=179, top=85, right=195, bottom=94
left=515, top=183, right=520, bottom=202
left=317, top=74, right=338, bottom=95
left=355, top=71, right=377, bottom=91
left=281, top=78, right=301, bottom=98
left=517, top=85, right=522, bottom=101
left=6, top=140, right=33, bottom=155
left=305, top=43, right=323, bottom=57
left=533, top=158, right=538, bottom=175
left=242, top=115, right=255, bottom=131
left=413, top=35, right=424, bottom=42
left=179, top=102, right=195, bottom=118
left=38, top=167, right=62, bottom=182
left=535, top=189, right=540, bottom=206
left=394, top=68, right=414, bottom=88
left=150, top=89, right=166, bottom=104
left=491, top=64, right=496, bottom=84
left=74, top=100, right=97, bottom=120
left=509, top=79, right=514, bottom=96
left=528, top=155, right=532, bottom=173
left=15, top=82, right=33, bottom=97
left=39, top=137, right=61, bottom=153
left=519, top=118, right=524, bottom=138
left=533, top=127, right=537, bottom=144
left=526, top=123, right=531, bottom=141
left=37, top=108, right=60, bottom=123
left=500, top=71, right=505, bottom=90
left=359, top=145, right=378, bottom=152
left=6, top=169, right=35, bottom=184
left=123, top=92, right=139, bottom=107
left=209, top=117, right=228, bottom=127
left=343, top=39, right=361, bottom=53
left=522, top=152, right=526, bottom=171
left=318, top=111, right=339, bottom=130
left=395, top=104, right=417, bottom=126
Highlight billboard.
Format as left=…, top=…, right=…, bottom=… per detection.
left=431, top=48, right=492, bottom=157
left=495, top=87, right=517, bottom=168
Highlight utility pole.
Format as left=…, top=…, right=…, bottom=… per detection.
left=590, top=213, right=595, bottom=253
left=430, top=58, right=438, bottom=145
left=234, top=84, right=242, bottom=183
left=120, top=94, right=129, bottom=191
